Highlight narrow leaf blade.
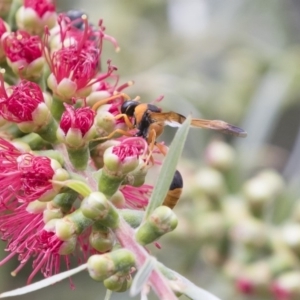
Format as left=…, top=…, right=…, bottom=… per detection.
left=145, top=116, right=191, bottom=218
left=130, top=256, right=157, bottom=297
left=52, top=179, right=92, bottom=197
left=0, top=264, right=87, bottom=298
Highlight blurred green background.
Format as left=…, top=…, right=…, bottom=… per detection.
left=2, top=0, right=300, bottom=299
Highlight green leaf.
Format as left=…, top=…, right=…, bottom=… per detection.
left=52, top=179, right=92, bottom=197
left=0, top=264, right=87, bottom=298
left=157, top=263, right=221, bottom=300
left=130, top=256, right=157, bottom=297
left=145, top=116, right=191, bottom=219
left=104, top=289, right=113, bottom=300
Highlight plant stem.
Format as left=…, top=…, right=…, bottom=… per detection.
left=54, top=143, right=178, bottom=299
left=114, top=218, right=177, bottom=300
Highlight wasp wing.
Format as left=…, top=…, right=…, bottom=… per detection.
left=149, top=112, right=186, bottom=127
left=149, top=112, right=247, bottom=138
left=191, top=119, right=247, bottom=138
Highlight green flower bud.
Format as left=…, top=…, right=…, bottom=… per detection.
left=15, top=133, right=51, bottom=151
left=195, top=212, right=227, bottom=243
left=43, top=204, right=64, bottom=224
left=89, top=225, right=115, bottom=253
left=268, top=252, right=297, bottom=277
left=103, top=146, right=139, bottom=174
left=42, top=219, right=77, bottom=255
left=26, top=200, right=47, bottom=214
left=96, top=110, right=117, bottom=134
left=87, top=249, right=136, bottom=281
left=86, top=90, right=111, bottom=107
left=37, top=160, right=70, bottom=203
left=51, top=192, right=78, bottom=214
left=193, top=167, right=226, bottom=201
left=58, top=236, right=77, bottom=255
left=122, top=158, right=149, bottom=187
left=110, top=191, right=126, bottom=208
left=17, top=103, right=58, bottom=144
left=243, top=170, right=284, bottom=218
left=98, top=168, right=125, bottom=198
left=81, top=192, right=119, bottom=228
left=119, top=209, right=144, bottom=228
left=281, top=223, right=300, bottom=256
left=230, top=217, right=269, bottom=250
left=136, top=206, right=178, bottom=246
left=205, top=140, right=235, bottom=172
left=103, top=273, right=132, bottom=292
left=90, top=140, right=120, bottom=169
left=55, top=209, right=94, bottom=241
left=52, top=76, right=77, bottom=100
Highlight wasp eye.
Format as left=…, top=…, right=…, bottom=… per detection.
left=121, top=101, right=139, bottom=116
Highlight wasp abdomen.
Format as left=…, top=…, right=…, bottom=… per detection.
left=163, top=170, right=183, bottom=209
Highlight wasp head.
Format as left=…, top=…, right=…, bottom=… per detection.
left=121, top=100, right=139, bottom=116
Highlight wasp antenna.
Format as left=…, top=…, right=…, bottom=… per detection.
left=116, top=81, right=134, bottom=92
left=153, top=95, right=164, bottom=103
left=133, top=96, right=141, bottom=101
left=92, top=93, right=131, bottom=111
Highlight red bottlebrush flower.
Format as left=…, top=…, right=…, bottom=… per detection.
left=16, top=0, right=57, bottom=35
left=0, top=139, right=55, bottom=205
left=0, top=78, right=44, bottom=123
left=45, top=14, right=118, bottom=100
left=1, top=30, right=45, bottom=79
left=0, top=202, right=98, bottom=284
left=24, top=0, right=55, bottom=18
left=46, top=45, right=101, bottom=99
left=2, top=30, right=42, bottom=63
left=0, top=203, right=66, bottom=284
left=120, top=184, right=152, bottom=209
left=60, top=104, right=95, bottom=137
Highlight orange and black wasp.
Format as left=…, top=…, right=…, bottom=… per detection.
left=92, top=94, right=247, bottom=209
left=93, top=94, right=247, bottom=155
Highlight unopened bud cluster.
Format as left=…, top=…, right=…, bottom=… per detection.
left=0, top=1, right=182, bottom=295
left=174, top=139, right=300, bottom=299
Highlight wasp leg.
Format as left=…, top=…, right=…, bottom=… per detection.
left=142, top=128, right=156, bottom=165
left=114, top=114, right=134, bottom=129
left=155, top=142, right=168, bottom=156
left=92, top=93, right=130, bottom=111
left=93, top=129, right=133, bottom=142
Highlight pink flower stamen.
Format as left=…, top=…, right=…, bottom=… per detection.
left=18, top=155, right=55, bottom=198
left=2, top=30, right=42, bottom=63
left=120, top=184, right=152, bottom=209
left=60, top=104, right=95, bottom=136
left=112, top=137, right=148, bottom=161
left=0, top=79, right=44, bottom=122
left=0, top=139, right=55, bottom=204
